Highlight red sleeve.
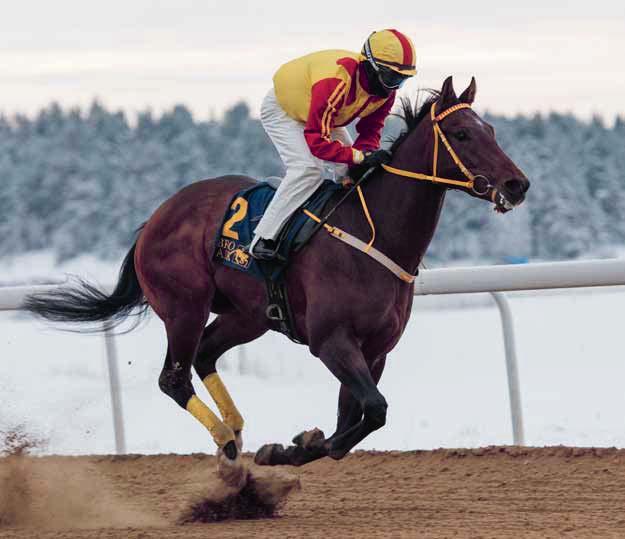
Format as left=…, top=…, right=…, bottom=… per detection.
left=353, top=93, right=396, bottom=152
left=303, top=78, right=360, bottom=165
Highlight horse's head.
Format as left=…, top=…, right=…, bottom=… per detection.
left=390, top=76, right=530, bottom=212
left=430, top=76, right=530, bottom=211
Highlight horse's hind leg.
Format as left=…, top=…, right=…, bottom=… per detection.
left=158, top=296, right=238, bottom=459
left=193, top=313, right=268, bottom=450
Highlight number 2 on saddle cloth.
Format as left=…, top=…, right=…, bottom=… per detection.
left=214, top=179, right=342, bottom=282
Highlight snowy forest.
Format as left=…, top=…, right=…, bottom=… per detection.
left=0, top=99, right=624, bottom=264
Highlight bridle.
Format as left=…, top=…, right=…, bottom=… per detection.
left=382, top=101, right=493, bottom=197
left=301, top=101, right=510, bottom=285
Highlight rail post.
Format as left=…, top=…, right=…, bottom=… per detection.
left=490, top=292, right=525, bottom=445
left=103, top=325, right=126, bottom=454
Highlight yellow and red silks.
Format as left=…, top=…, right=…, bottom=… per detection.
left=273, top=50, right=395, bottom=165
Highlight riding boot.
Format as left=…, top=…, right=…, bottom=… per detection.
left=250, top=238, right=280, bottom=261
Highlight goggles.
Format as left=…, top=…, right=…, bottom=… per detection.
left=376, top=65, right=411, bottom=89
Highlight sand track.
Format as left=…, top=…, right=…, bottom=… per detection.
left=2, top=446, right=625, bottom=538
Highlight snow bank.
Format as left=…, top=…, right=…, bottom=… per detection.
left=1, top=253, right=624, bottom=455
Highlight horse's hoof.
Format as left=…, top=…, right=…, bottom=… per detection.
left=222, top=440, right=238, bottom=460
left=216, top=447, right=247, bottom=489
left=292, top=428, right=326, bottom=449
left=254, top=443, right=284, bottom=466
left=328, top=444, right=349, bottom=461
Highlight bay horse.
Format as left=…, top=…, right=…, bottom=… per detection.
left=26, top=77, right=529, bottom=466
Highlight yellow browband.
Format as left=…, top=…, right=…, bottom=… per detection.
left=382, top=102, right=475, bottom=190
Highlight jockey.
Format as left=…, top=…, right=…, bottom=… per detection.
left=250, top=29, right=417, bottom=260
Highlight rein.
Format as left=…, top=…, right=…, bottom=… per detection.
left=303, top=101, right=484, bottom=285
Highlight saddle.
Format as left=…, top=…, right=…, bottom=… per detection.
left=214, top=179, right=343, bottom=342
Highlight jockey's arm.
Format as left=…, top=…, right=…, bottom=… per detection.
left=353, top=93, right=395, bottom=153
left=303, top=78, right=364, bottom=165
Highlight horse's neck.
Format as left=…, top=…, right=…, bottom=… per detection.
left=361, top=124, right=446, bottom=274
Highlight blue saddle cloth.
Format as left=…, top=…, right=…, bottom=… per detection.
left=214, top=179, right=342, bottom=281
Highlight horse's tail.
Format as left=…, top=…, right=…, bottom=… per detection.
left=24, top=242, right=148, bottom=333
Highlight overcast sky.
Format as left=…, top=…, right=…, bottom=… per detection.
left=1, top=0, right=624, bottom=121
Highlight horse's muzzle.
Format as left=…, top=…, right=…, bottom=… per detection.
left=493, top=177, right=530, bottom=212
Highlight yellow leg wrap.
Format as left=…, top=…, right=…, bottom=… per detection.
left=203, top=373, right=244, bottom=432
left=186, top=395, right=235, bottom=448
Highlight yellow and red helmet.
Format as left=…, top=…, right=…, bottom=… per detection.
left=362, top=29, right=417, bottom=89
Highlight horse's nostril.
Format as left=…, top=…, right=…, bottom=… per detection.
left=504, top=178, right=526, bottom=196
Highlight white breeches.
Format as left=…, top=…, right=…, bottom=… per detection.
left=251, top=88, right=352, bottom=245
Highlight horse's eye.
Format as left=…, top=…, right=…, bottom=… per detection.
left=454, top=130, right=469, bottom=141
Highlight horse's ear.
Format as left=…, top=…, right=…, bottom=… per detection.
left=440, top=76, right=457, bottom=105
left=459, top=77, right=477, bottom=104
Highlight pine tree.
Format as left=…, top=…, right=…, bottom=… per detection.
left=0, top=100, right=623, bottom=263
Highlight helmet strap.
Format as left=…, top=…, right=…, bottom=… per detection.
left=363, top=34, right=381, bottom=73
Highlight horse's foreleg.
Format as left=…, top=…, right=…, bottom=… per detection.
left=255, top=335, right=387, bottom=466
left=329, top=355, right=387, bottom=443
left=194, top=313, right=267, bottom=450
left=318, top=337, right=387, bottom=460
left=257, top=372, right=374, bottom=466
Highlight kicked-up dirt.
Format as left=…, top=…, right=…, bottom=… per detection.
left=2, top=446, right=625, bottom=538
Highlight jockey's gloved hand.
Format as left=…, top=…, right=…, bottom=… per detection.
left=361, top=149, right=392, bottom=168
left=348, top=148, right=392, bottom=182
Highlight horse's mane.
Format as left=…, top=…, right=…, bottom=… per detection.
left=345, top=90, right=441, bottom=181
left=388, top=90, right=440, bottom=154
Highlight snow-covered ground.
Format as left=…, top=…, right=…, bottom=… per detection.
left=1, top=252, right=625, bottom=455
